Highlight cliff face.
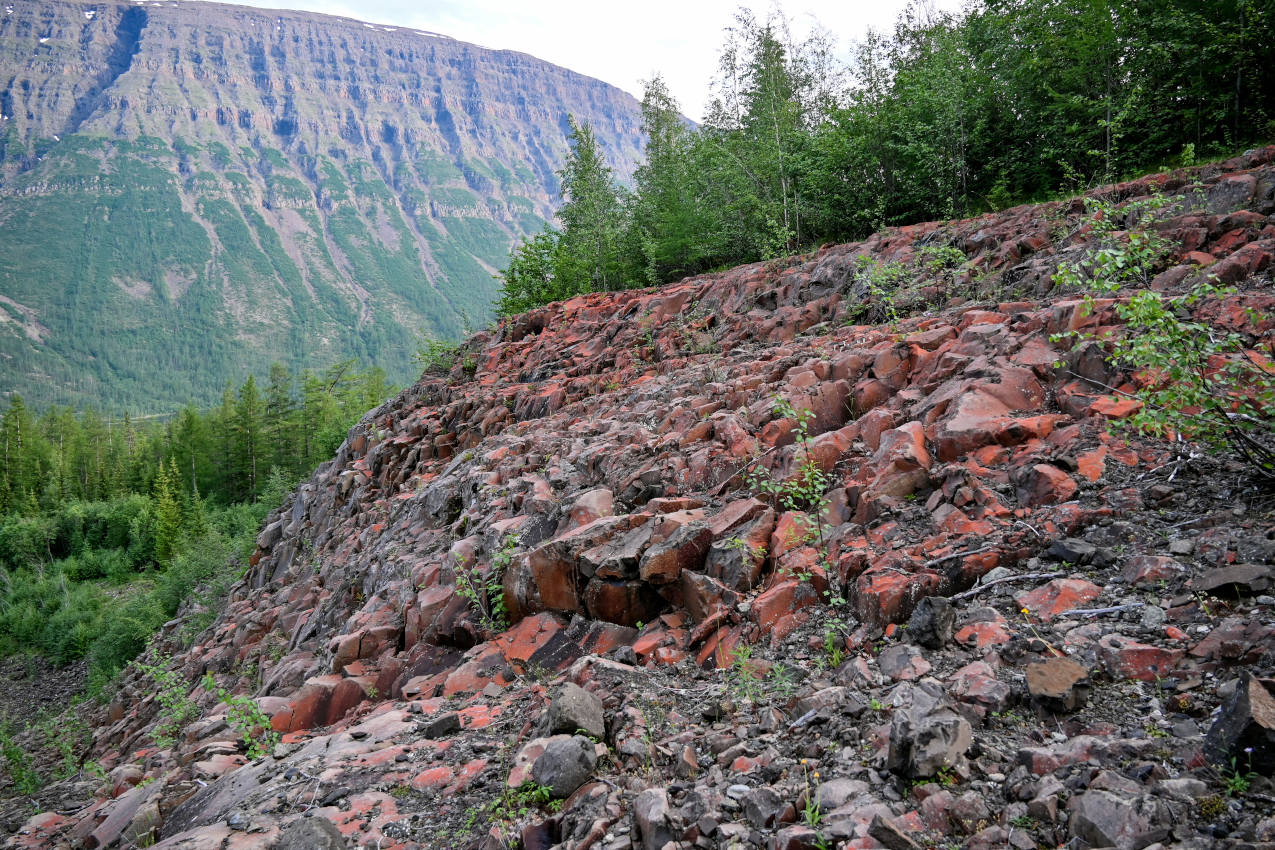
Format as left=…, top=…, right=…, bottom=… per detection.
left=0, top=0, right=644, bottom=409
left=6, top=149, right=1273, bottom=849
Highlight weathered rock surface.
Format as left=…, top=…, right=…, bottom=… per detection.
left=6, top=147, right=1275, bottom=850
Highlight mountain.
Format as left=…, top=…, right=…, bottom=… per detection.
left=0, top=0, right=645, bottom=410
left=5, top=147, right=1273, bottom=847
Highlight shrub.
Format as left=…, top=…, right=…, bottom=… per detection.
left=153, top=528, right=238, bottom=619
left=453, top=535, right=515, bottom=637
left=0, top=516, right=55, bottom=570
left=413, top=333, right=461, bottom=376
left=136, top=652, right=198, bottom=748
left=1085, top=280, right=1275, bottom=479
left=202, top=674, right=279, bottom=759
left=0, top=720, right=40, bottom=795
left=1054, top=196, right=1275, bottom=480
left=844, top=259, right=910, bottom=327
left=39, top=581, right=104, bottom=664
left=1051, top=195, right=1171, bottom=293
left=87, top=595, right=166, bottom=690
left=747, top=397, right=830, bottom=517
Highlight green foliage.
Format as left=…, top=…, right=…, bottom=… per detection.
left=0, top=362, right=368, bottom=689
left=494, top=2, right=1272, bottom=317
left=474, top=779, right=562, bottom=835
left=800, top=759, right=823, bottom=828
left=453, top=536, right=516, bottom=636
left=0, top=720, right=41, bottom=795
left=823, top=625, right=845, bottom=669
left=1222, top=755, right=1258, bottom=796
left=35, top=708, right=93, bottom=782
left=202, top=673, right=279, bottom=759
left=1051, top=196, right=1172, bottom=293
left=497, top=118, right=633, bottom=315
left=1197, top=793, right=1227, bottom=818
left=1061, top=268, right=1275, bottom=479
left=413, top=334, right=461, bottom=376
left=844, top=259, right=911, bottom=328
left=136, top=652, right=198, bottom=749
left=746, top=398, right=830, bottom=543
left=495, top=230, right=566, bottom=316
left=729, top=643, right=761, bottom=703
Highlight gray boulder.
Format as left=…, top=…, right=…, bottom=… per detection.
left=531, top=734, right=598, bottom=799
left=544, top=682, right=606, bottom=740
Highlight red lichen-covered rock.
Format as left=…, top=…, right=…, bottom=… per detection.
left=752, top=578, right=820, bottom=636
left=955, top=610, right=1012, bottom=649
left=1098, top=633, right=1185, bottom=681
left=1013, top=463, right=1078, bottom=507
left=1188, top=616, right=1275, bottom=664
left=1015, top=578, right=1102, bottom=621
left=566, top=488, right=614, bottom=530
left=854, top=566, right=942, bottom=628
left=1124, top=555, right=1187, bottom=586
left=639, top=522, right=712, bottom=584
left=948, top=660, right=1011, bottom=712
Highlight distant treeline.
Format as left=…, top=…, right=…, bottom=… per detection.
left=499, top=0, right=1274, bottom=313
left=0, top=361, right=388, bottom=687
left=0, top=360, right=389, bottom=515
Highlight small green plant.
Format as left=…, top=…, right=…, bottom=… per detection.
left=769, top=662, right=796, bottom=700
left=1009, top=814, right=1037, bottom=829
left=35, top=709, right=92, bottom=780
left=823, top=625, right=844, bottom=669
left=0, top=720, right=40, bottom=795
left=869, top=697, right=887, bottom=713
left=454, top=536, right=517, bottom=636
left=1197, top=793, right=1227, bottom=819
left=202, top=673, right=280, bottom=759
left=730, top=644, right=761, bottom=703
left=724, top=535, right=764, bottom=562
left=470, top=778, right=563, bottom=842
left=137, top=652, right=199, bottom=749
left=746, top=397, right=830, bottom=545
left=1221, top=751, right=1258, bottom=797
left=800, top=758, right=823, bottom=828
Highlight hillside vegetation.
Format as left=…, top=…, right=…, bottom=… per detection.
left=500, top=0, right=1274, bottom=310
left=0, top=362, right=388, bottom=693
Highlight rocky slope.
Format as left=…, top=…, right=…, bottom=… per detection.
left=4, top=149, right=1275, bottom=850
left=0, top=0, right=644, bottom=409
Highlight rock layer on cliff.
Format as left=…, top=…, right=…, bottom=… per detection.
left=0, top=0, right=644, bottom=408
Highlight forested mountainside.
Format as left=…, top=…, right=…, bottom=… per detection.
left=0, top=0, right=644, bottom=410
left=4, top=146, right=1273, bottom=850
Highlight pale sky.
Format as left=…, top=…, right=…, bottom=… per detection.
left=226, top=0, right=966, bottom=122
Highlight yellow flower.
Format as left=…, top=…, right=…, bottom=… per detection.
left=800, top=758, right=808, bottom=765
left=1020, top=608, right=1030, bottom=615
left=813, top=772, right=820, bottom=779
